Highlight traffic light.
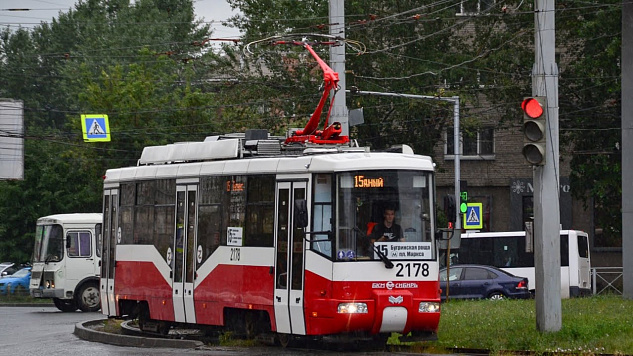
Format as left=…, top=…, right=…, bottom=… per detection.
left=443, top=195, right=456, bottom=223
left=460, top=191, right=468, bottom=214
left=521, top=97, right=547, bottom=165
left=459, top=179, right=468, bottom=214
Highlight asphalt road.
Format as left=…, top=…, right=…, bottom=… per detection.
left=0, top=306, right=427, bottom=355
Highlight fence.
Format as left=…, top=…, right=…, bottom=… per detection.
left=592, top=267, right=623, bottom=295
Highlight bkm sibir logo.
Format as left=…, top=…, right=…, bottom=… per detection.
left=372, top=281, right=418, bottom=290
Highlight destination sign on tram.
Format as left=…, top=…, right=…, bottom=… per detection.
left=374, top=242, right=432, bottom=260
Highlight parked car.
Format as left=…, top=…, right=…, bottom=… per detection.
left=439, top=264, right=530, bottom=301
left=0, top=262, right=17, bottom=277
left=0, top=267, right=32, bottom=295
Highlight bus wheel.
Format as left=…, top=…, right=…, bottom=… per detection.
left=77, top=283, right=101, bottom=312
left=53, top=298, right=77, bottom=312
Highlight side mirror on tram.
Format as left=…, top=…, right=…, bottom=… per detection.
left=294, top=199, right=309, bottom=228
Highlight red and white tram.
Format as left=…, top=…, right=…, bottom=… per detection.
left=100, top=132, right=441, bottom=345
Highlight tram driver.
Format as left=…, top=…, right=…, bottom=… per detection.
left=369, top=206, right=405, bottom=243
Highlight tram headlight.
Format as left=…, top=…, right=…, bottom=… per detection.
left=337, top=302, right=368, bottom=314
left=419, top=302, right=440, bottom=313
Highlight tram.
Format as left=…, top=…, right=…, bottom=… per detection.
left=99, top=38, right=441, bottom=346
left=100, top=132, right=441, bottom=344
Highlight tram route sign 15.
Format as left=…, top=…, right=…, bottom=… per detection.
left=81, top=114, right=111, bottom=142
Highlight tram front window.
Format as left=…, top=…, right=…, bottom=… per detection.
left=335, top=170, right=435, bottom=261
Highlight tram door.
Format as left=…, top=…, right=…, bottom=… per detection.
left=101, top=188, right=118, bottom=316
left=173, top=184, right=198, bottom=323
left=274, top=181, right=307, bottom=335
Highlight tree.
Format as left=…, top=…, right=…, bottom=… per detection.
left=558, top=1, right=622, bottom=247
left=0, top=0, right=217, bottom=262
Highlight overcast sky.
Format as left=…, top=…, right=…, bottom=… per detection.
left=0, top=0, right=241, bottom=39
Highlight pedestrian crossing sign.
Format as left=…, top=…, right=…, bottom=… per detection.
left=463, top=203, right=483, bottom=229
left=81, top=114, right=111, bottom=142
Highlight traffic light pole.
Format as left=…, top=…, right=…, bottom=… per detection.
left=329, top=0, right=349, bottom=136
left=532, top=0, right=561, bottom=332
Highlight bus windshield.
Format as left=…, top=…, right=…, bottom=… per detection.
left=33, top=224, right=64, bottom=263
left=333, top=170, right=435, bottom=261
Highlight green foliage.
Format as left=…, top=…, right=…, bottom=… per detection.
left=556, top=1, right=621, bottom=247
left=0, top=0, right=216, bottom=262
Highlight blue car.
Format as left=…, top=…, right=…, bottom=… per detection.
left=439, top=264, right=530, bottom=301
left=0, top=267, right=32, bottom=295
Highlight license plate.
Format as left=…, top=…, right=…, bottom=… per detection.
left=32, top=290, right=42, bottom=298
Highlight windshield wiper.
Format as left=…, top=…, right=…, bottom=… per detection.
left=351, top=226, right=393, bottom=269
left=372, top=243, right=394, bottom=269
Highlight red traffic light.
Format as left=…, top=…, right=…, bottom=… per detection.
left=521, top=98, right=544, bottom=118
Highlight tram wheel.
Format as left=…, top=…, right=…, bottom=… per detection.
left=137, top=303, right=150, bottom=331
left=53, top=298, right=78, bottom=312
left=244, top=313, right=256, bottom=339
left=157, top=321, right=171, bottom=336
left=277, top=333, right=297, bottom=348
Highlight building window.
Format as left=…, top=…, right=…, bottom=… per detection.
left=445, top=127, right=495, bottom=160
left=457, top=0, right=495, bottom=15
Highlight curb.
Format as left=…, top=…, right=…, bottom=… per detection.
left=74, top=319, right=205, bottom=349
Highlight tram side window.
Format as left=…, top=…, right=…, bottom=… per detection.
left=311, top=174, right=333, bottom=258
left=119, top=183, right=135, bottom=244
left=200, top=176, right=230, bottom=249
left=198, top=205, right=222, bottom=263
left=134, top=205, right=154, bottom=244
left=133, top=181, right=155, bottom=244
left=154, top=205, right=175, bottom=263
left=227, top=175, right=246, bottom=244
left=244, top=175, right=275, bottom=247
left=152, top=179, right=176, bottom=261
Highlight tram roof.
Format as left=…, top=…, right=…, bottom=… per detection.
left=104, top=134, right=434, bottom=183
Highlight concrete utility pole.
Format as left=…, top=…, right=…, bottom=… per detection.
left=532, top=0, right=561, bottom=331
left=329, top=0, right=349, bottom=136
left=622, top=0, right=633, bottom=299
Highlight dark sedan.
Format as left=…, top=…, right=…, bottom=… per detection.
left=439, top=264, right=530, bottom=301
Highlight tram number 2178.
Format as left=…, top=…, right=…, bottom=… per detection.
left=230, top=248, right=241, bottom=261
left=395, top=262, right=430, bottom=278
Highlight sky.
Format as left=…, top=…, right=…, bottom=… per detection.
left=0, top=0, right=241, bottom=39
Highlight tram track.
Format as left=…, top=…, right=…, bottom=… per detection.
left=117, top=319, right=410, bottom=353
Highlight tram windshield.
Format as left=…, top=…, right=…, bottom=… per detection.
left=310, top=170, right=435, bottom=261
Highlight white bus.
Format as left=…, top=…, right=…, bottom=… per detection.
left=30, top=213, right=103, bottom=312
left=440, top=230, right=591, bottom=298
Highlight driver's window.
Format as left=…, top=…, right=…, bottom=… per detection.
left=311, top=174, right=332, bottom=258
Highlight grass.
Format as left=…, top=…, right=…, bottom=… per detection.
left=400, top=294, right=633, bottom=355
left=0, top=293, right=52, bottom=304
left=4, top=291, right=632, bottom=354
